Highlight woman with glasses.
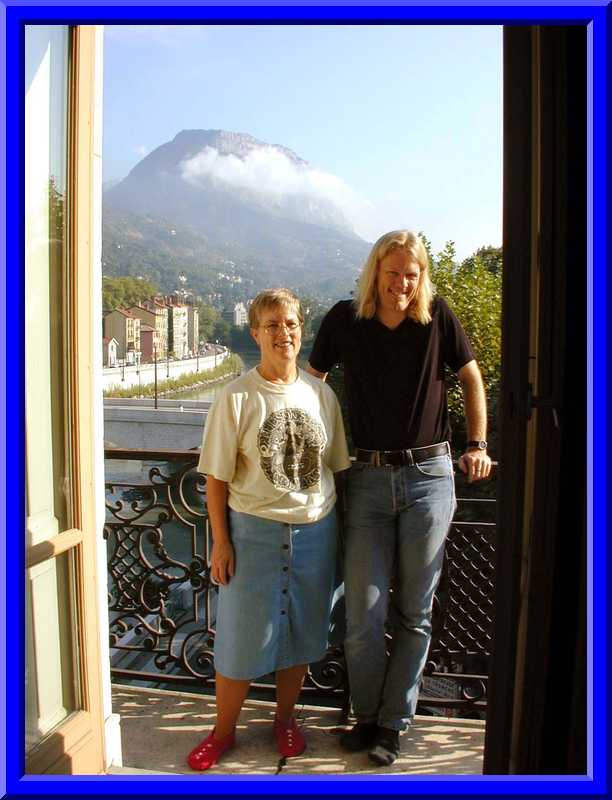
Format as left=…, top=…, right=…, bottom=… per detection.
left=187, top=288, right=350, bottom=771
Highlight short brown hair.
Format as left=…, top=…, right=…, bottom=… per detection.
left=248, top=288, right=304, bottom=329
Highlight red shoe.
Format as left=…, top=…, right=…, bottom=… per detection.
left=186, top=728, right=235, bottom=771
left=273, top=716, right=306, bottom=757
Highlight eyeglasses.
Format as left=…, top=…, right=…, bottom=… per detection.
left=260, top=321, right=302, bottom=335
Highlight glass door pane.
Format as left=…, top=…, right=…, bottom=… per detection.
left=25, top=24, right=81, bottom=752
left=26, top=552, right=80, bottom=748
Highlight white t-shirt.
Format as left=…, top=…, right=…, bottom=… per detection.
left=197, top=367, right=351, bottom=523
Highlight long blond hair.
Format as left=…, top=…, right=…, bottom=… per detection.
left=354, top=230, right=434, bottom=324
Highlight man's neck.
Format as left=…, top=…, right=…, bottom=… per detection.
left=375, top=307, right=409, bottom=330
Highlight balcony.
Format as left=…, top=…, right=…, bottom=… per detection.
left=108, top=685, right=485, bottom=775
left=104, top=448, right=494, bottom=774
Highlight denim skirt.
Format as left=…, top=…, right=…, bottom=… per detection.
left=213, top=508, right=338, bottom=680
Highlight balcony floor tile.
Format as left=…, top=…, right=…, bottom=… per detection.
left=110, top=685, right=485, bottom=776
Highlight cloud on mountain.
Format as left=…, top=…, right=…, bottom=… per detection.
left=180, top=145, right=370, bottom=233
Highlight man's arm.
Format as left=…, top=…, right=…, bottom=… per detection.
left=306, top=364, right=328, bottom=381
left=457, top=359, right=492, bottom=483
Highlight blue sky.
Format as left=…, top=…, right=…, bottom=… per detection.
left=103, top=24, right=502, bottom=261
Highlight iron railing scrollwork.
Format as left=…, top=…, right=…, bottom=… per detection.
left=105, top=448, right=494, bottom=718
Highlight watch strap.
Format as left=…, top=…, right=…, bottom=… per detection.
left=465, top=440, right=487, bottom=450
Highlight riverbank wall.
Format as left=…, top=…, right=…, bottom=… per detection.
left=103, top=348, right=230, bottom=392
left=104, top=399, right=212, bottom=450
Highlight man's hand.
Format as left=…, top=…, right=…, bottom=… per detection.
left=210, top=538, right=235, bottom=585
left=458, top=450, right=492, bottom=483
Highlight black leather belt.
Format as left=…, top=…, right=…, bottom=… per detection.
left=354, top=442, right=450, bottom=467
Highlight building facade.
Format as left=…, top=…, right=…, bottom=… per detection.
left=187, top=305, right=199, bottom=355
left=233, top=301, right=248, bottom=327
left=102, top=336, right=118, bottom=367
left=128, top=302, right=167, bottom=360
left=163, top=299, right=189, bottom=358
left=103, top=309, right=141, bottom=362
left=138, top=323, right=155, bottom=363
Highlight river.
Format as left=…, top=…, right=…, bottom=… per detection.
left=168, top=344, right=314, bottom=403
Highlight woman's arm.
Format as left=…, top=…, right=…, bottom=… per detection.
left=207, top=474, right=235, bottom=585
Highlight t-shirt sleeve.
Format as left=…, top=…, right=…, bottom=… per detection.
left=325, top=390, right=352, bottom=473
left=439, top=298, right=476, bottom=373
left=309, top=302, right=344, bottom=374
left=197, top=389, right=239, bottom=482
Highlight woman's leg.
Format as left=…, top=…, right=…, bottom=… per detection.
left=187, top=671, right=249, bottom=769
left=214, top=672, right=251, bottom=738
left=275, top=664, right=308, bottom=722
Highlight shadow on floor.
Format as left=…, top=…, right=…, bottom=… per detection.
left=112, top=685, right=485, bottom=776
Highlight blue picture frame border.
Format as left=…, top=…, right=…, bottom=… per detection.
left=1, top=1, right=608, bottom=796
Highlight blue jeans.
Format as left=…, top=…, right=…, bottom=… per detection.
left=343, top=450, right=457, bottom=731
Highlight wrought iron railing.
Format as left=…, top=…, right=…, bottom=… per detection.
left=104, top=448, right=495, bottom=719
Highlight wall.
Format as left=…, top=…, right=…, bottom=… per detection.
left=104, top=400, right=211, bottom=450
left=102, top=348, right=229, bottom=392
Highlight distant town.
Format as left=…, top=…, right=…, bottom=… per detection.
left=103, top=292, right=249, bottom=368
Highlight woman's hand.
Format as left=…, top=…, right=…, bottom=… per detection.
left=211, top=537, right=235, bottom=585
left=206, top=476, right=234, bottom=585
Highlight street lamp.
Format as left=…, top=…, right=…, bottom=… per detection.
left=153, top=344, right=158, bottom=409
left=214, top=339, right=219, bottom=369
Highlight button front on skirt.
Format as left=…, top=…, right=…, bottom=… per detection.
left=212, top=510, right=338, bottom=680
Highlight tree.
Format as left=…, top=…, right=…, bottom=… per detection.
left=102, top=276, right=159, bottom=312
left=461, top=245, right=503, bottom=275
left=435, top=240, right=458, bottom=271
left=417, top=231, right=434, bottom=266
left=196, top=302, right=221, bottom=342
left=49, top=176, right=65, bottom=241
left=230, top=324, right=255, bottom=350
left=430, top=241, right=502, bottom=452
left=212, top=318, right=231, bottom=345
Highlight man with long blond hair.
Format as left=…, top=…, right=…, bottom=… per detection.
left=308, top=230, right=491, bottom=766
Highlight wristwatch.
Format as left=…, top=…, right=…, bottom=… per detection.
left=465, top=440, right=488, bottom=451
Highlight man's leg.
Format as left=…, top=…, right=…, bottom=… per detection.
left=343, top=464, right=396, bottom=727
left=376, top=456, right=456, bottom=732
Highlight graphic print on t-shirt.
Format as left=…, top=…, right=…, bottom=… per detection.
left=257, top=408, right=326, bottom=490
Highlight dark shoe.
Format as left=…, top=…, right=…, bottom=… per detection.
left=368, top=727, right=400, bottom=766
left=339, top=721, right=379, bottom=751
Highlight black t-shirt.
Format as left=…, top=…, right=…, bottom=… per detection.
left=309, top=297, right=475, bottom=450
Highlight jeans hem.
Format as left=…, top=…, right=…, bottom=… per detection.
left=377, top=720, right=410, bottom=732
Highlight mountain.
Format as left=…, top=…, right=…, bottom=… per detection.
left=102, top=129, right=371, bottom=304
